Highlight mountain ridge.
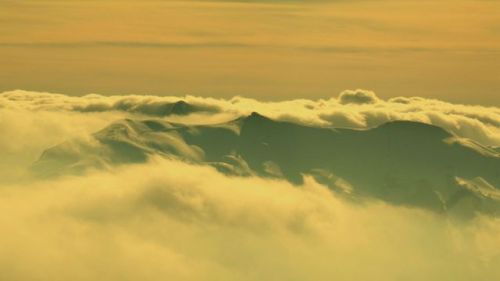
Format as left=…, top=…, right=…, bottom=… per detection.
left=33, top=113, right=500, bottom=216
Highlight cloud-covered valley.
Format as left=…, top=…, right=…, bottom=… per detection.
left=0, top=90, right=499, bottom=280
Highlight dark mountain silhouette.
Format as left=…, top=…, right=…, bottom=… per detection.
left=74, top=99, right=217, bottom=116
left=33, top=112, right=500, bottom=216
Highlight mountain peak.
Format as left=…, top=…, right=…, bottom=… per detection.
left=170, top=100, right=193, bottom=115
left=244, top=112, right=272, bottom=122
left=249, top=111, right=265, bottom=118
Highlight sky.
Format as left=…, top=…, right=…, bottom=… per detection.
left=0, top=0, right=499, bottom=105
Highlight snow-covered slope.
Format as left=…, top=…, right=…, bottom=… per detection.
left=33, top=113, right=500, bottom=216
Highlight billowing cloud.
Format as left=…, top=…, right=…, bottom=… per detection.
left=1, top=90, right=499, bottom=146
left=338, top=89, right=379, bottom=104
left=0, top=158, right=499, bottom=281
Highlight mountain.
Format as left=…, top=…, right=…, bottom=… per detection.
left=33, top=112, right=500, bottom=216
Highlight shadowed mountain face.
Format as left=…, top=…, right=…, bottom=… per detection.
left=33, top=113, right=500, bottom=216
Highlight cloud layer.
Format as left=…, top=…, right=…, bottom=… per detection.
left=1, top=89, right=499, bottom=146
left=0, top=158, right=499, bottom=281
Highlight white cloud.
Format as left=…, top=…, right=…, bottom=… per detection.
left=0, top=158, right=499, bottom=280
left=338, top=89, right=380, bottom=104
left=1, top=90, right=498, bottom=147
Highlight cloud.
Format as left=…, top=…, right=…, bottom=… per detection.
left=338, top=89, right=380, bottom=104
left=2, top=90, right=499, bottom=146
left=0, top=90, right=220, bottom=117
left=0, top=107, right=120, bottom=183
left=0, top=41, right=256, bottom=49
left=0, top=158, right=499, bottom=281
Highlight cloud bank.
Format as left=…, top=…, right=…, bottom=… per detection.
left=0, top=158, right=499, bottom=281
left=1, top=89, right=499, bottom=146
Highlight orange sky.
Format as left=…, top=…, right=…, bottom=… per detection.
left=0, top=0, right=499, bottom=104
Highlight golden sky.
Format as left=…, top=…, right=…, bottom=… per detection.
left=0, top=0, right=499, bottom=104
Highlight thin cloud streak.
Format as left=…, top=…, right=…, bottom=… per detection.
left=1, top=41, right=498, bottom=55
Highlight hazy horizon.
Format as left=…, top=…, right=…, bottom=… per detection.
left=1, top=0, right=499, bottom=105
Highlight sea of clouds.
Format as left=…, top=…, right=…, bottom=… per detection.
left=0, top=89, right=499, bottom=280
left=2, top=89, right=499, bottom=146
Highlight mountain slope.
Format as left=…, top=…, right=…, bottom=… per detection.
left=33, top=113, right=500, bottom=216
